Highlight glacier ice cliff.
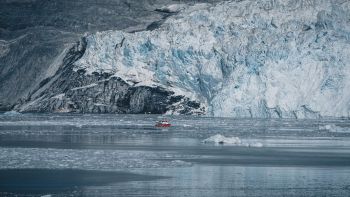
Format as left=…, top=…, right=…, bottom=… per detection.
left=16, top=0, right=350, bottom=118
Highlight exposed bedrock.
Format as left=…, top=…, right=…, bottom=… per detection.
left=15, top=40, right=204, bottom=114
left=0, top=0, right=223, bottom=111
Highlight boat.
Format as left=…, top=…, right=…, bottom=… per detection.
left=155, top=119, right=171, bottom=127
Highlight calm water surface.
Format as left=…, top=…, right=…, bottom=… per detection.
left=0, top=114, right=350, bottom=196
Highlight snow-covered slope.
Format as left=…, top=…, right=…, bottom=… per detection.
left=72, top=0, right=350, bottom=118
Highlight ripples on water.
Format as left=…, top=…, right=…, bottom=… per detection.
left=0, top=114, right=350, bottom=196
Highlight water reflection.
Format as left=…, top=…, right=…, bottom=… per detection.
left=0, top=169, right=165, bottom=196
left=78, top=166, right=350, bottom=197
left=0, top=114, right=350, bottom=196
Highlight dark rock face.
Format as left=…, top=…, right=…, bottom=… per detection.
left=0, top=29, right=76, bottom=111
left=15, top=41, right=204, bottom=114
left=0, top=0, right=224, bottom=112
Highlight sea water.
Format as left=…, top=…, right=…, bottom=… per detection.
left=0, top=114, right=350, bottom=196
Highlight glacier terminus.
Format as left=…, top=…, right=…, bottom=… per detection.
left=14, top=0, right=350, bottom=118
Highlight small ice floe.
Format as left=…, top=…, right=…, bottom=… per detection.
left=203, top=134, right=241, bottom=145
left=75, top=123, right=83, bottom=128
left=203, top=134, right=263, bottom=147
left=170, top=160, right=192, bottom=167
left=319, top=124, right=350, bottom=133
left=41, top=195, right=52, bottom=197
left=245, top=142, right=263, bottom=148
left=3, top=111, right=21, bottom=116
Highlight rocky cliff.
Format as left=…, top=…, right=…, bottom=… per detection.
left=0, top=0, right=218, bottom=112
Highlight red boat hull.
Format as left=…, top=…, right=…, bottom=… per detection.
left=155, top=123, right=171, bottom=127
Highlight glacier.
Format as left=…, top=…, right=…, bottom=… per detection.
left=16, top=0, right=350, bottom=118
left=69, top=0, right=350, bottom=118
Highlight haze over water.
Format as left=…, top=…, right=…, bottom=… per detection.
left=1, top=114, right=350, bottom=196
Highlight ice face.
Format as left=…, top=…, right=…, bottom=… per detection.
left=74, top=0, right=350, bottom=118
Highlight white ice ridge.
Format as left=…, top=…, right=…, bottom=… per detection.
left=203, top=134, right=263, bottom=147
left=74, top=0, right=350, bottom=118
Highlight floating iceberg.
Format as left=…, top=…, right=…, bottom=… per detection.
left=203, top=134, right=242, bottom=145
left=203, top=134, right=263, bottom=147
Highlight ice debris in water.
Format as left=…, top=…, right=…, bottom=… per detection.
left=319, top=124, right=350, bottom=133
left=170, top=160, right=192, bottom=167
left=3, top=111, right=21, bottom=116
left=248, top=142, right=264, bottom=148
left=203, top=134, right=242, bottom=145
left=203, top=134, right=263, bottom=147
left=0, top=148, right=196, bottom=170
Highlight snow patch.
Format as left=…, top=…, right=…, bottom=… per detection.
left=71, top=83, right=97, bottom=91
left=51, top=93, right=65, bottom=100
left=0, top=43, right=10, bottom=58
left=157, top=4, right=187, bottom=13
